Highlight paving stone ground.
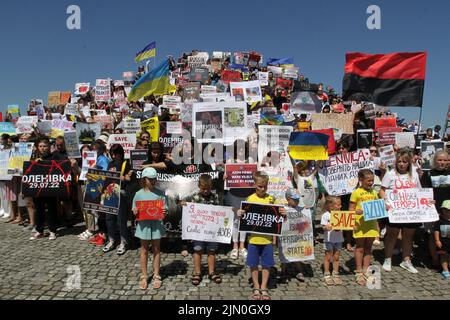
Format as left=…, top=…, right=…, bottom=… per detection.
left=1, top=219, right=449, bottom=300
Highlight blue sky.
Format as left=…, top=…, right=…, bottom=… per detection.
left=0, top=0, right=449, bottom=128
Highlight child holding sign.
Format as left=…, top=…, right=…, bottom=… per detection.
left=321, top=196, right=344, bottom=285
left=349, top=169, right=380, bottom=286
left=132, top=168, right=168, bottom=290
left=237, top=171, right=285, bottom=300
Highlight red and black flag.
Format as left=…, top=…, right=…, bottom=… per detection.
left=342, top=52, right=426, bottom=107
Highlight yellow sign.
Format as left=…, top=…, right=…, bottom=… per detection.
left=141, top=117, right=159, bottom=142
left=330, top=211, right=355, bottom=230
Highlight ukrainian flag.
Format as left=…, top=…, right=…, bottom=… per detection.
left=135, top=41, right=156, bottom=62
left=288, top=132, right=329, bottom=160
left=127, top=59, right=170, bottom=102
left=266, top=57, right=294, bottom=66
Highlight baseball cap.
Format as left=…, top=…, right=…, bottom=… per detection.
left=441, top=200, right=450, bottom=210
left=285, top=188, right=300, bottom=200
left=142, top=168, right=157, bottom=179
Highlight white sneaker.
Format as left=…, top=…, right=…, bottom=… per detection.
left=48, top=232, right=57, bottom=240
left=400, top=260, right=418, bottom=274
left=0, top=209, right=4, bottom=217
left=2, top=213, right=10, bottom=219
left=229, top=249, right=238, bottom=260
left=382, top=258, right=392, bottom=272
left=380, top=228, right=386, bottom=238
left=239, top=248, right=248, bottom=259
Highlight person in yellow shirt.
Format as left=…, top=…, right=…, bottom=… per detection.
left=349, top=169, right=380, bottom=286
left=237, top=171, right=285, bottom=300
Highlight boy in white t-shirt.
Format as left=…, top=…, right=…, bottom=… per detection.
left=321, top=196, right=344, bottom=285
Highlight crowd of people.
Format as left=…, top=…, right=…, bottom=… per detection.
left=1, top=49, right=449, bottom=300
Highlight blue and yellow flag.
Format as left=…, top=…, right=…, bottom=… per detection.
left=135, top=41, right=156, bottom=62
left=127, top=59, right=170, bottom=102
left=266, top=57, right=294, bottom=66
left=288, top=132, right=329, bottom=160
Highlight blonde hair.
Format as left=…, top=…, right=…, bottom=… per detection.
left=325, top=196, right=340, bottom=210
left=395, top=149, right=413, bottom=177
left=253, top=171, right=269, bottom=184
left=431, top=150, right=449, bottom=170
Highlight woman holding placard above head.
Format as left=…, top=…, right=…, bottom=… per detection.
left=379, top=149, right=425, bottom=274
left=421, top=150, right=450, bottom=268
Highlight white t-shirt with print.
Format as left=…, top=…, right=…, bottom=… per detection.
left=381, top=169, right=422, bottom=190
left=321, top=211, right=344, bottom=243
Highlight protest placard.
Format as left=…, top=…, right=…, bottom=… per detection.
left=36, top=120, right=52, bottom=135
left=181, top=82, right=201, bottom=102
left=221, top=70, right=242, bottom=83
left=311, top=113, right=354, bottom=134
left=282, top=66, right=299, bottom=79
left=7, top=105, right=20, bottom=121
left=224, top=164, right=257, bottom=189
left=201, top=85, right=217, bottom=94
left=377, top=127, right=402, bottom=145
left=60, top=92, right=71, bottom=104
left=130, top=150, right=148, bottom=171
left=163, top=95, right=182, bottom=108
left=135, top=200, right=165, bottom=221
left=141, top=117, right=159, bottom=142
left=0, top=122, right=16, bottom=136
left=123, top=118, right=141, bottom=135
left=93, top=115, right=112, bottom=130
left=107, top=134, right=137, bottom=159
left=181, top=203, right=234, bottom=244
left=48, top=92, right=61, bottom=107
left=267, top=66, right=283, bottom=77
left=362, top=199, right=388, bottom=221
left=239, top=202, right=285, bottom=236
left=21, top=160, right=72, bottom=198
left=75, top=83, right=90, bottom=96
left=379, top=145, right=396, bottom=167
left=8, top=143, right=33, bottom=176
left=83, top=169, right=121, bottom=215
left=386, top=188, right=439, bottom=223
left=114, top=90, right=127, bottom=108
left=258, top=72, right=269, bottom=86
left=95, top=79, right=111, bottom=102
left=290, top=91, right=323, bottom=114
left=192, top=103, right=224, bottom=142
left=188, top=54, right=208, bottom=69
left=357, top=130, right=374, bottom=149
left=158, top=122, right=184, bottom=154
left=364, top=103, right=376, bottom=119
left=123, top=71, right=134, bottom=82
left=76, top=122, right=101, bottom=145
left=64, top=131, right=81, bottom=158
left=318, top=149, right=374, bottom=196
left=375, top=117, right=397, bottom=130
left=230, top=80, right=262, bottom=103
left=0, top=149, right=12, bottom=181
left=279, top=207, right=315, bottom=262
left=50, top=119, right=74, bottom=138
left=395, top=132, right=416, bottom=148
left=421, top=140, right=445, bottom=171
left=330, top=211, right=356, bottom=230
left=79, top=150, right=97, bottom=181
left=189, top=68, right=209, bottom=84
left=64, top=103, right=79, bottom=116
left=15, top=116, right=38, bottom=134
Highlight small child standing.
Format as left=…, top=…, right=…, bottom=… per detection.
left=433, top=200, right=450, bottom=279
left=237, top=171, right=285, bottom=300
left=133, top=168, right=168, bottom=290
left=183, top=174, right=222, bottom=286
left=349, top=169, right=380, bottom=285
left=320, top=196, right=344, bottom=285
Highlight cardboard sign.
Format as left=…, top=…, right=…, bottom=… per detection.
left=181, top=82, right=201, bottom=102
left=189, top=68, right=209, bottom=84
left=377, top=127, right=402, bottom=145
left=357, top=130, right=374, bottom=149
left=279, top=208, right=315, bottom=262
left=421, top=140, right=445, bottom=171
left=83, top=169, right=121, bottom=215
left=386, top=188, right=439, bottom=223
left=229, top=80, right=262, bottom=103
left=130, top=150, right=148, bottom=171
left=123, top=118, right=141, bottom=135
left=258, top=72, right=269, bottom=86
left=64, top=104, right=79, bottom=116
left=75, top=83, right=90, bottom=96
left=188, top=55, right=208, bottom=69
left=8, top=143, right=33, bottom=176
left=136, top=200, right=165, bottom=221
left=379, top=145, right=396, bottom=167
left=141, top=117, right=159, bottom=142
left=107, top=134, right=137, bottom=159
left=79, top=150, right=97, bottom=181
left=0, top=122, right=17, bottom=136
left=224, top=164, right=257, bottom=189
left=330, top=211, right=356, bottom=230
left=76, top=122, right=101, bottom=145
left=21, top=160, right=72, bottom=198
left=60, top=92, right=72, bottom=104
left=375, top=117, right=396, bottom=130
left=64, top=131, right=81, bottom=158
left=182, top=202, right=234, bottom=244
left=318, top=149, right=374, bottom=196
left=93, top=115, right=113, bottom=130
left=395, top=132, right=416, bottom=148
left=311, top=113, right=355, bottom=135
left=15, top=116, right=38, bottom=134
left=239, top=202, right=285, bottom=236
left=95, top=79, right=111, bottom=102
left=362, top=199, right=388, bottom=221
left=48, top=91, right=61, bottom=107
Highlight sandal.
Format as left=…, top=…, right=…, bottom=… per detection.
left=152, top=275, right=162, bottom=289
left=139, top=275, right=148, bottom=290
left=209, top=272, right=222, bottom=284
left=191, top=273, right=202, bottom=286
left=260, top=289, right=271, bottom=300
left=332, top=273, right=343, bottom=285
left=295, top=272, right=305, bottom=282
left=355, top=271, right=366, bottom=286
left=250, top=289, right=261, bottom=300
left=324, top=274, right=334, bottom=286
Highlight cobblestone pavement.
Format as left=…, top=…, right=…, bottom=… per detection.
left=1, top=220, right=449, bottom=301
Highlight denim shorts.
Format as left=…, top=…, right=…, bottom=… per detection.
left=324, top=242, right=343, bottom=251
left=193, top=241, right=218, bottom=252
left=246, top=244, right=275, bottom=268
